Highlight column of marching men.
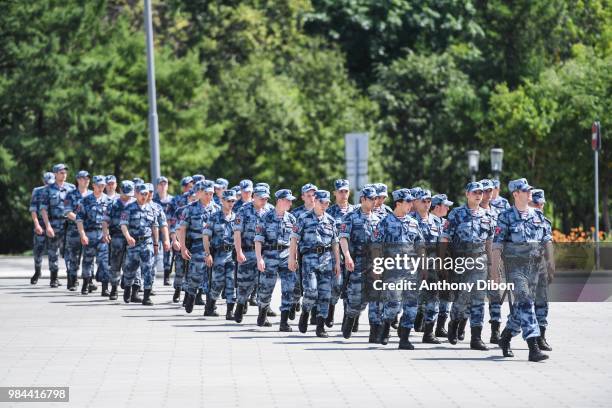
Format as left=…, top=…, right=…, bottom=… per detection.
left=29, top=163, right=555, bottom=362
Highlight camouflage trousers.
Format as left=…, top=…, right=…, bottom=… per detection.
left=81, top=230, right=109, bottom=282
left=301, top=252, right=333, bottom=319
left=156, top=248, right=172, bottom=273
left=46, top=223, right=67, bottom=274
left=535, top=271, right=549, bottom=327
left=368, top=301, right=384, bottom=325
left=109, top=235, right=126, bottom=286
left=33, top=231, right=46, bottom=268
left=487, top=261, right=504, bottom=323
left=345, top=256, right=368, bottom=319
left=65, top=225, right=82, bottom=279
left=209, top=250, right=235, bottom=303
left=383, top=269, right=419, bottom=328
left=257, top=253, right=296, bottom=312
left=124, top=239, right=154, bottom=289
left=421, top=269, right=453, bottom=323
left=504, top=259, right=541, bottom=340
left=330, top=261, right=346, bottom=306
left=449, top=255, right=487, bottom=328
left=236, top=250, right=257, bottom=304
left=186, top=242, right=208, bottom=296
left=172, top=249, right=187, bottom=290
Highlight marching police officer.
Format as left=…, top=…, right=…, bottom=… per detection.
left=440, top=181, right=494, bottom=351
left=430, top=193, right=454, bottom=337
left=529, top=188, right=553, bottom=351
left=325, top=179, right=355, bottom=327
left=153, top=176, right=174, bottom=286
left=203, top=189, right=238, bottom=318
left=179, top=180, right=220, bottom=313
left=75, top=175, right=111, bottom=295
left=338, top=186, right=380, bottom=340
left=490, top=179, right=511, bottom=213
left=29, top=172, right=55, bottom=284
left=120, top=183, right=170, bottom=305
left=233, top=179, right=253, bottom=213
left=169, top=176, right=194, bottom=303
left=105, top=175, right=118, bottom=200
left=40, top=164, right=75, bottom=288
left=494, top=179, right=554, bottom=362
left=233, top=185, right=272, bottom=322
left=102, top=180, right=135, bottom=300
left=289, top=190, right=341, bottom=338
left=376, top=189, right=425, bottom=349
left=65, top=170, right=93, bottom=291
left=255, top=189, right=298, bottom=331
left=213, top=178, right=229, bottom=206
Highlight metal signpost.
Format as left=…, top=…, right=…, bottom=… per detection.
left=345, top=133, right=369, bottom=205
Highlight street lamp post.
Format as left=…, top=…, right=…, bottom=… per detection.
left=467, top=150, right=480, bottom=182
left=490, top=148, right=504, bottom=180
left=144, top=0, right=160, bottom=182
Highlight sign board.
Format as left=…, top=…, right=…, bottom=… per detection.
left=345, top=133, right=369, bottom=204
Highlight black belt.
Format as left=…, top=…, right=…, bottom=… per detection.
left=85, top=227, right=103, bottom=233
left=303, top=246, right=331, bottom=255
left=133, top=236, right=152, bottom=243
left=214, top=244, right=235, bottom=252
left=264, top=244, right=289, bottom=251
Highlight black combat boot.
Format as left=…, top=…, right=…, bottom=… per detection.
left=325, top=304, right=335, bottom=328
left=257, top=306, right=271, bottom=327
left=109, top=285, right=118, bottom=301
left=490, top=321, right=501, bottom=344
left=498, top=328, right=514, bottom=357
left=101, top=282, right=110, bottom=297
left=369, top=324, right=380, bottom=343
left=195, top=289, right=204, bottom=306
left=225, top=303, right=235, bottom=321
left=298, top=310, right=310, bottom=333
left=295, top=302, right=301, bottom=312
left=537, top=326, right=552, bottom=351
left=457, top=318, right=468, bottom=341
left=172, top=288, right=181, bottom=303
left=130, top=285, right=142, bottom=303
left=267, top=309, right=277, bottom=317
left=120, top=275, right=125, bottom=289
left=398, top=328, right=414, bottom=350
left=123, top=285, right=131, bottom=303
left=352, top=315, right=360, bottom=332
left=142, top=289, right=153, bottom=306
left=50, top=270, right=59, bottom=288
left=248, top=292, right=257, bottom=306
left=310, top=307, right=318, bottom=325
left=163, top=269, right=171, bottom=286
left=342, top=316, right=356, bottom=339
left=527, top=337, right=549, bottom=362
left=288, top=304, right=296, bottom=321
left=204, top=297, right=219, bottom=317
left=279, top=311, right=292, bottom=332
left=435, top=314, right=448, bottom=338
left=422, top=322, right=441, bottom=344
left=30, top=265, right=41, bottom=285
left=81, top=277, right=89, bottom=295
left=87, top=280, right=97, bottom=293
left=65, top=275, right=73, bottom=290
left=315, top=317, right=328, bottom=338
left=447, top=319, right=459, bottom=345
left=234, top=303, right=245, bottom=323
left=377, top=322, right=391, bottom=345
left=184, top=292, right=195, bottom=314
left=413, top=309, right=424, bottom=332
left=470, top=326, right=489, bottom=350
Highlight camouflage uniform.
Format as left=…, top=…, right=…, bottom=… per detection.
left=153, top=189, right=173, bottom=277
left=120, top=199, right=158, bottom=289
left=326, top=200, right=355, bottom=306
left=29, top=184, right=49, bottom=272
left=106, top=194, right=134, bottom=286
left=203, top=208, right=237, bottom=303
left=234, top=199, right=271, bottom=305
left=75, top=190, right=111, bottom=283
left=291, top=207, right=338, bottom=320
left=255, top=207, right=297, bottom=312
left=64, top=186, right=91, bottom=281
left=39, top=175, right=75, bottom=282
left=169, top=191, right=192, bottom=290
left=441, top=202, right=494, bottom=330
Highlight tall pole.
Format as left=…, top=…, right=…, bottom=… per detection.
left=145, top=0, right=160, bottom=182
left=592, top=121, right=601, bottom=270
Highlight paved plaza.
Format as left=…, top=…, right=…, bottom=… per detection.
left=0, top=256, right=610, bottom=408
